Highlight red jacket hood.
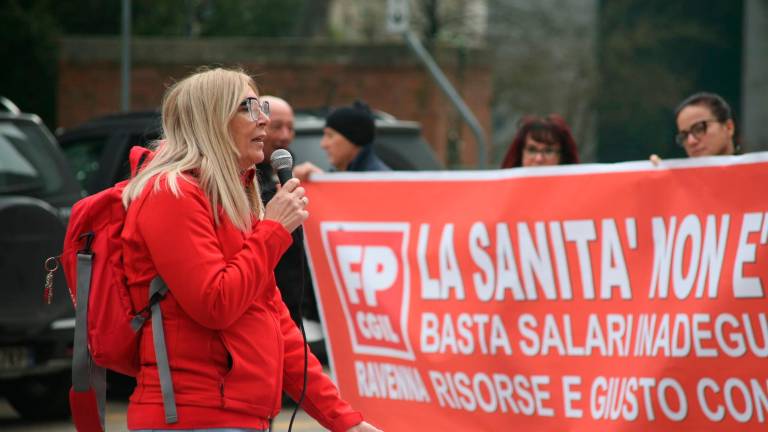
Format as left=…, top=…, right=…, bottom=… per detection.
left=129, top=145, right=155, bottom=177
left=128, top=144, right=255, bottom=187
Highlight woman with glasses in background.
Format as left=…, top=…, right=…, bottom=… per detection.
left=121, top=67, right=381, bottom=432
left=500, top=114, right=580, bottom=168
left=674, top=92, right=738, bottom=157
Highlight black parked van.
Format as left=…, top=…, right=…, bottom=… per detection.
left=0, top=97, right=81, bottom=419
left=57, top=109, right=442, bottom=194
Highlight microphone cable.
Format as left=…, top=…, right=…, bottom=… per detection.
left=268, top=149, right=309, bottom=432
left=287, top=226, right=308, bottom=432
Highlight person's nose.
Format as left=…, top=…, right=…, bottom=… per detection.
left=685, top=132, right=698, bottom=146
left=257, top=110, right=269, bottom=127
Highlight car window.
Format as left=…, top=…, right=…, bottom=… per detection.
left=0, top=120, right=62, bottom=194
left=291, top=128, right=441, bottom=171
left=375, top=133, right=442, bottom=170
left=292, top=133, right=331, bottom=171
left=60, top=136, right=107, bottom=192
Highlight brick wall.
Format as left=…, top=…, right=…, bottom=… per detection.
left=58, top=37, right=492, bottom=167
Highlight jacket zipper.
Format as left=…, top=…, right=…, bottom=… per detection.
left=219, top=333, right=230, bottom=408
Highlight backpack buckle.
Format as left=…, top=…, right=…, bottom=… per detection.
left=78, top=232, right=95, bottom=254
left=130, top=313, right=147, bottom=332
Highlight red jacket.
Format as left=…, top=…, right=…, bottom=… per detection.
left=122, top=165, right=362, bottom=431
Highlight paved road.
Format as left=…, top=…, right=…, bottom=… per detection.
left=0, top=398, right=327, bottom=432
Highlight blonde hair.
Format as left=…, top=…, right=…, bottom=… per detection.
left=123, top=67, right=263, bottom=231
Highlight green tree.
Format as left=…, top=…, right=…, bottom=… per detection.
left=1, top=0, right=316, bottom=127
left=597, top=0, right=742, bottom=162
left=0, top=0, right=60, bottom=126
left=53, top=0, right=121, bottom=34
left=198, top=0, right=304, bottom=37
left=52, top=0, right=308, bottom=37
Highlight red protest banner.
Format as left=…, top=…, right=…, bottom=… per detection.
left=302, top=154, right=768, bottom=431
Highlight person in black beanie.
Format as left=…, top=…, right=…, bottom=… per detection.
left=294, top=100, right=390, bottom=179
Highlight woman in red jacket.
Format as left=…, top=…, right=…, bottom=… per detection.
left=121, top=67, right=382, bottom=432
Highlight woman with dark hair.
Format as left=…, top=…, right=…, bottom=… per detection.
left=500, top=114, right=579, bottom=168
left=674, top=92, right=737, bottom=157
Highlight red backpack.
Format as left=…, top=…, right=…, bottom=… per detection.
left=57, top=147, right=177, bottom=431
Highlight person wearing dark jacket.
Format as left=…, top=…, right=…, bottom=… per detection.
left=255, top=96, right=318, bottom=328
left=294, top=100, right=390, bottom=180
left=255, top=95, right=295, bottom=202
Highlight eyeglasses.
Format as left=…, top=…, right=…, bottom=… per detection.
left=239, top=97, right=270, bottom=121
left=675, top=119, right=718, bottom=146
left=523, top=145, right=561, bottom=157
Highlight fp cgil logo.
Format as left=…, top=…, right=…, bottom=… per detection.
left=321, top=222, right=414, bottom=360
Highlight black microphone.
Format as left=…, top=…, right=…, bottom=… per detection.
left=270, top=149, right=294, bottom=185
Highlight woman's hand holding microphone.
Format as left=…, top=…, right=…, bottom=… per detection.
left=264, top=178, right=308, bottom=233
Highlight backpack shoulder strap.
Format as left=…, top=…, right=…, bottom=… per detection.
left=147, top=277, right=178, bottom=424
left=70, top=251, right=107, bottom=431
left=71, top=259, right=178, bottom=428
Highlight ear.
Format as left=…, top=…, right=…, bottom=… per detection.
left=724, top=119, right=735, bottom=137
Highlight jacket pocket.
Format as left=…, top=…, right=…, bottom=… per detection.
left=219, top=306, right=283, bottom=414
